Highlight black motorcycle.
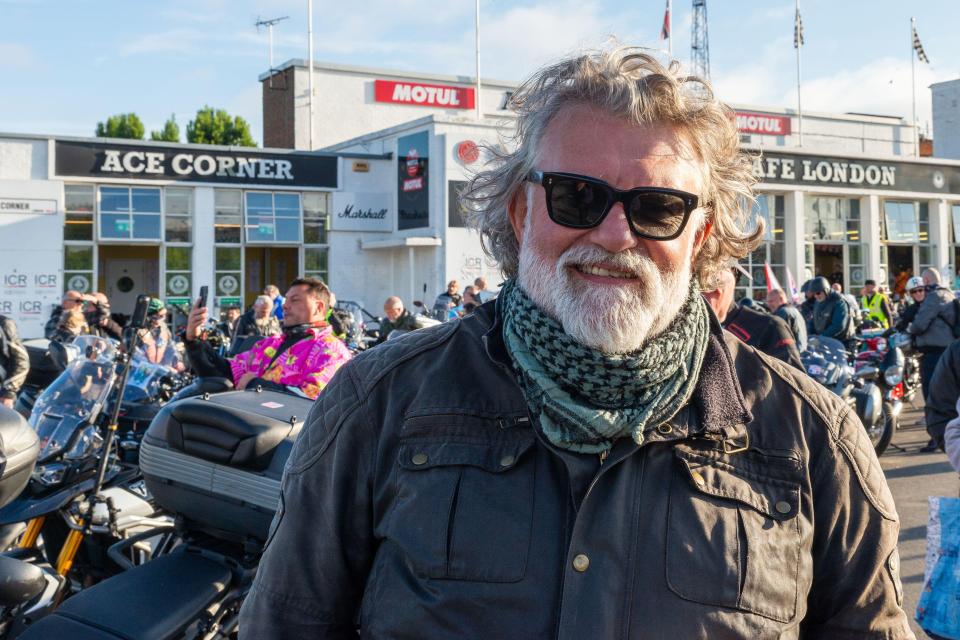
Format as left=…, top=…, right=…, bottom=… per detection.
left=802, top=335, right=889, bottom=454
left=19, top=387, right=314, bottom=639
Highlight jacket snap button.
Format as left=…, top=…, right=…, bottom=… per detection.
left=691, top=471, right=706, bottom=488
left=572, top=554, right=590, bottom=573
left=775, top=500, right=792, bottom=514
left=411, top=453, right=428, bottom=466
left=657, top=424, right=673, bottom=435
left=500, top=454, right=516, bottom=468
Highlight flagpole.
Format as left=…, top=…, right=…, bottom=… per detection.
left=911, top=17, right=918, bottom=158
left=475, top=0, right=482, bottom=121
left=668, top=0, right=673, bottom=57
left=795, top=0, right=803, bottom=147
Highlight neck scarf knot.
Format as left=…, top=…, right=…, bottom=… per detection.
left=501, top=278, right=709, bottom=453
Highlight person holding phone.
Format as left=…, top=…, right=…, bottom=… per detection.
left=183, top=277, right=351, bottom=400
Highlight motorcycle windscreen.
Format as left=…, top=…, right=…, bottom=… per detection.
left=123, top=356, right=170, bottom=404
left=801, top=335, right=849, bottom=386
left=28, top=336, right=118, bottom=459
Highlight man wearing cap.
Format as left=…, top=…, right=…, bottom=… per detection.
left=860, top=280, right=893, bottom=329
left=241, top=48, right=911, bottom=639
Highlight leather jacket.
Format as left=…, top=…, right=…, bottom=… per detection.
left=240, top=300, right=913, bottom=639
left=812, top=291, right=851, bottom=340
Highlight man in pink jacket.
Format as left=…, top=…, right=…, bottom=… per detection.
left=184, top=277, right=351, bottom=400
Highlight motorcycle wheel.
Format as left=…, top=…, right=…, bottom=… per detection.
left=873, top=402, right=898, bottom=456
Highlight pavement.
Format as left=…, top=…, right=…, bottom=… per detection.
left=880, top=398, right=957, bottom=639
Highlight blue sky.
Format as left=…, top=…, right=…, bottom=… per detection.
left=1, top=0, right=957, bottom=145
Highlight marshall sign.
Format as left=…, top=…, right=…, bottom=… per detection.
left=750, top=152, right=960, bottom=194
left=54, top=140, right=338, bottom=188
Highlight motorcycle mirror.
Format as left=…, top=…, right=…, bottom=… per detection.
left=129, top=295, right=151, bottom=330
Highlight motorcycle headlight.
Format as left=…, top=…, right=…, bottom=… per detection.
left=32, top=462, right=66, bottom=487
left=885, top=365, right=904, bottom=386
left=63, top=425, right=103, bottom=461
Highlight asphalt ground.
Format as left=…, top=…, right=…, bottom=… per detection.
left=880, top=398, right=957, bottom=639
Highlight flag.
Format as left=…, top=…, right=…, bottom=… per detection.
left=793, top=8, right=804, bottom=48
left=764, top=263, right=783, bottom=295
left=660, top=1, right=670, bottom=41
left=912, top=24, right=930, bottom=63
left=786, top=266, right=800, bottom=303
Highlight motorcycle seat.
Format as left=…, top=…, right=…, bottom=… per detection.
left=19, top=549, right=232, bottom=640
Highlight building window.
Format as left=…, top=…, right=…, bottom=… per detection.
left=245, top=191, right=302, bottom=243
left=214, top=189, right=242, bottom=244
left=165, top=188, right=193, bottom=243
left=63, top=245, right=94, bottom=294
left=215, top=247, right=243, bottom=305
left=739, top=194, right=786, bottom=299
left=804, top=197, right=859, bottom=242
left=99, top=186, right=161, bottom=240
left=303, top=192, right=330, bottom=244
left=304, top=247, right=329, bottom=283
left=164, top=246, right=192, bottom=298
left=64, top=184, right=95, bottom=241
left=883, top=201, right=920, bottom=243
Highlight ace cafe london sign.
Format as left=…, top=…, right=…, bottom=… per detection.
left=374, top=80, right=475, bottom=109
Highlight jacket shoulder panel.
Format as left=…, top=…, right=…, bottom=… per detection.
left=349, top=321, right=461, bottom=395
left=732, top=338, right=898, bottom=521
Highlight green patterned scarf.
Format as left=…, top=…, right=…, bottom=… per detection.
left=501, top=278, right=709, bottom=454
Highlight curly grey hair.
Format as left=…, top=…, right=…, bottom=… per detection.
left=460, top=46, right=763, bottom=284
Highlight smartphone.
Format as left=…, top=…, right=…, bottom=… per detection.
left=129, top=295, right=150, bottom=330
left=198, top=285, right=209, bottom=309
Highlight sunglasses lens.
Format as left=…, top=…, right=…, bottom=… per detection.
left=627, top=192, right=687, bottom=238
left=548, top=178, right=609, bottom=227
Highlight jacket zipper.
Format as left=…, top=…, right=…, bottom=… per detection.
left=599, top=449, right=610, bottom=465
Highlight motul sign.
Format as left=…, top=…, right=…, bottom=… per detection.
left=374, top=79, right=475, bottom=109
left=735, top=111, right=791, bottom=136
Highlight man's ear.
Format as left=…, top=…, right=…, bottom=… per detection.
left=507, top=187, right=527, bottom=245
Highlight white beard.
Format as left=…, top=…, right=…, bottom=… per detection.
left=517, top=223, right=694, bottom=354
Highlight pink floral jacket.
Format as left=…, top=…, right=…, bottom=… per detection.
left=229, top=325, right=352, bottom=400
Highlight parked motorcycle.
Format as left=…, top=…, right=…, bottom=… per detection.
left=20, top=387, right=315, bottom=639
left=802, top=335, right=890, bottom=454
left=854, top=329, right=922, bottom=455
left=0, top=297, right=176, bottom=637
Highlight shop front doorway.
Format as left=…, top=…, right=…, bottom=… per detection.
left=98, top=245, right=160, bottom=317
left=244, top=247, right=299, bottom=308
left=886, top=245, right=915, bottom=295
left=813, top=244, right=845, bottom=287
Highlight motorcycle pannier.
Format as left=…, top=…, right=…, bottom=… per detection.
left=140, top=389, right=314, bottom=541
left=0, top=408, right=39, bottom=509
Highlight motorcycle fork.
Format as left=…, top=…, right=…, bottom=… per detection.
left=18, top=517, right=45, bottom=549
left=55, top=518, right=85, bottom=576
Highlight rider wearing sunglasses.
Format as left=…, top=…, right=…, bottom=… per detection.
left=243, top=47, right=911, bottom=640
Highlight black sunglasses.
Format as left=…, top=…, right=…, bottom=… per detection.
left=527, top=170, right=699, bottom=240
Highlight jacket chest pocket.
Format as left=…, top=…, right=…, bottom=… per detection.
left=666, top=445, right=803, bottom=623
left=390, top=429, right=537, bottom=583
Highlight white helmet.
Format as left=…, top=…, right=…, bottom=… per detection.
left=906, top=276, right=924, bottom=291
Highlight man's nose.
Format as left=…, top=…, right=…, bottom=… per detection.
left=585, top=202, right=638, bottom=253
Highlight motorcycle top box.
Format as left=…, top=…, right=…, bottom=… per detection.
left=139, top=388, right=314, bottom=541
left=0, top=407, right=39, bottom=509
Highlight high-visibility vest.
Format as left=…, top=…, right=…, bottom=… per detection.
left=860, top=293, right=890, bottom=328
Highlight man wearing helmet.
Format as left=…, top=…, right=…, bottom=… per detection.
left=809, top=276, right=854, bottom=344
left=907, top=269, right=958, bottom=452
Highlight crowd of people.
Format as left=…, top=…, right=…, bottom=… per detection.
left=712, top=267, right=960, bottom=454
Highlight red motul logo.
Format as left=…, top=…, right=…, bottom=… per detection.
left=374, top=80, right=475, bottom=109
left=735, top=111, right=791, bottom=136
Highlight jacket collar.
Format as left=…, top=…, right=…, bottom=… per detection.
left=478, top=294, right=753, bottom=444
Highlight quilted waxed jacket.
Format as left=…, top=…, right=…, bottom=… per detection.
left=240, top=300, right=914, bottom=639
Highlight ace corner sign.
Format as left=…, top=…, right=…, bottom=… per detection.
left=54, top=140, right=338, bottom=188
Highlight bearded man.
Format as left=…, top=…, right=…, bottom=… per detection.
left=240, top=48, right=912, bottom=639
